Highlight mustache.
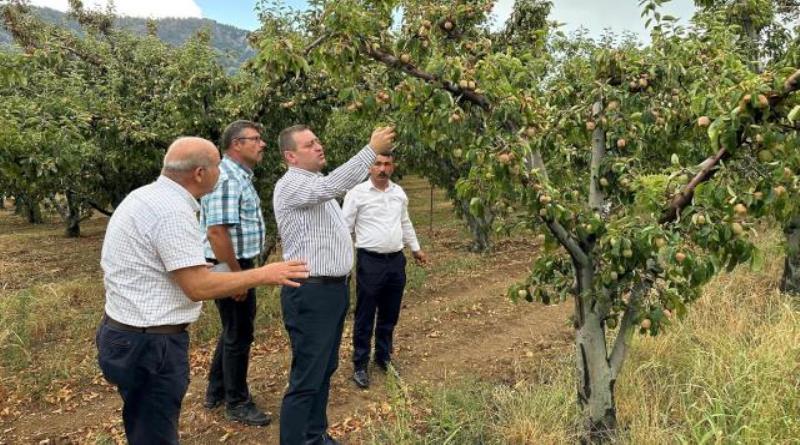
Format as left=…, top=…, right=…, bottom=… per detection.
left=377, top=172, right=388, bottom=177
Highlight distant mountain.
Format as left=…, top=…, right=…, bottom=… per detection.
left=0, top=6, right=255, bottom=72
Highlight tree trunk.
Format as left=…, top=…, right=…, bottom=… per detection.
left=574, top=264, right=617, bottom=444
left=780, top=214, right=800, bottom=294
left=64, top=191, right=81, bottom=238
left=18, top=195, right=43, bottom=224
left=459, top=199, right=493, bottom=252
left=0, top=193, right=5, bottom=210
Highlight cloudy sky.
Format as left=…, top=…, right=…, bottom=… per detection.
left=29, top=0, right=697, bottom=41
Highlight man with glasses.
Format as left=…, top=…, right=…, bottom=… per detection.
left=200, top=120, right=270, bottom=426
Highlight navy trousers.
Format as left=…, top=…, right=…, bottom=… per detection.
left=96, top=323, right=190, bottom=445
left=206, top=257, right=257, bottom=407
left=352, top=249, right=407, bottom=369
left=279, top=281, right=349, bottom=445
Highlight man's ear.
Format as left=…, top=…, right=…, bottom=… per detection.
left=194, top=167, right=205, bottom=183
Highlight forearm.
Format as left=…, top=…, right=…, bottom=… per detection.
left=282, top=147, right=375, bottom=207
left=187, top=268, right=265, bottom=301
left=207, top=226, right=242, bottom=272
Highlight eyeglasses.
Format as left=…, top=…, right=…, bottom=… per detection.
left=235, top=136, right=263, bottom=142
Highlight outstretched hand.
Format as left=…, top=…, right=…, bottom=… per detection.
left=412, top=250, right=428, bottom=266
left=369, top=126, right=396, bottom=155
left=260, top=260, right=309, bottom=287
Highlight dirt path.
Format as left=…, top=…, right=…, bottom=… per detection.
left=3, top=240, right=573, bottom=445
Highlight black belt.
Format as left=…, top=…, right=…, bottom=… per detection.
left=296, top=275, right=348, bottom=284
left=103, top=314, right=188, bottom=334
left=357, top=248, right=402, bottom=258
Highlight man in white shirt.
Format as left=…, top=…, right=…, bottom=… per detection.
left=342, top=153, right=427, bottom=389
left=97, top=137, right=308, bottom=445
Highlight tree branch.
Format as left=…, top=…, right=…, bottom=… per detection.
left=362, top=41, right=491, bottom=110
left=660, top=67, right=800, bottom=224
left=609, top=272, right=654, bottom=379
left=588, top=101, right=606, bottom=212
left=544, top=218, right=589, bottom=267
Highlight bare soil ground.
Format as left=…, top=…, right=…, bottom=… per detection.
left=0, top=181, right=573, bottom=444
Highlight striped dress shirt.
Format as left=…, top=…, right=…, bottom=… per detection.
left=273, top=146, right=376, bottom=277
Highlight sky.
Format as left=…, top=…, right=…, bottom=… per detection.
left=29, top=0, right=697, bottom=42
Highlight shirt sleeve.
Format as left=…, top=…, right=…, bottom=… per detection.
left=278, top=146, right=375, bottom=209
left=341, top=187, right=358, bottom=233
left=400, top=191, right=421, bottom=252
left=201, top=178, right=242, bottom=227
left=154, top=211, right=208, bottom=272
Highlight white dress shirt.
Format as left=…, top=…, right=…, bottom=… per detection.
left=273, top=146, right=376, bottom=277
left=101, top=176, right=207, bottom=326
left=342, top=179, right=421, bottom=254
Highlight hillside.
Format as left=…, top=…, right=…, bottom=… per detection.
left=0, top=6, right=254, bottom=71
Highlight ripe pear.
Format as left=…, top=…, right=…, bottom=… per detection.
left=697, top=116, right=711, bottom=127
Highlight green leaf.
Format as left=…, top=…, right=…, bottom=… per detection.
left=788, top=105, right=800, bottom=124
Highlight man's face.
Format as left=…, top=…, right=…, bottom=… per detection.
left=233, top=128, right=265, bottom=168
left=287, top=129, right=326, bottom=172
left=369, top=154, right=394, bottom=186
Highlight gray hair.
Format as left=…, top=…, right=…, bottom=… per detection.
left=221, top=120, right=264, bottom=151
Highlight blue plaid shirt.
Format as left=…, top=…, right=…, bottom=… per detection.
left=200, top=156, right=265, bottom=260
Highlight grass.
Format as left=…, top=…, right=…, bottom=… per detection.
left=364, top=229, right=800, bottom=444
left=0, top=175, right=475, bottom=407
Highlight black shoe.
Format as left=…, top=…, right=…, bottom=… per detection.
left=305, top=433, right=341, bottom=445
left=203, top=393, right=223, bottom=409
left=225, top=400, right=270, bottom=426
left=352, top=369, right=369, bottom=389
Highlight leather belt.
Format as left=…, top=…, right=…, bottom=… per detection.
left=357, top=248, right=402, bottom=258
left=104, top=314, right=188, bottom=334
left=297, top=275, right=348, bottom=284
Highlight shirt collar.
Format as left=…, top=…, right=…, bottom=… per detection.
left=368, top=179, right=395, bottom=192
left=223, top=155, right=254, bottom=179
left=157, top=175, right=200, bottom=212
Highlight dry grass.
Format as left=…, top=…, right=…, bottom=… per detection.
left=366, top=228, right=800, bottom=444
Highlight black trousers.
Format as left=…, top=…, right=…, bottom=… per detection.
left=96, top=323, right=190, bottom=445
left=279, top=281, right=349, bottom=445
left=206, top=257, right=257, bottom=407
left=352, top=249, right=407, bottom=369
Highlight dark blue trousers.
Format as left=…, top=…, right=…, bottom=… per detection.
left=96, top=323, right=190, bottom=445
left=352, top=249, right=407, bottom=369
left=279, top=281, right=349, bottom=445
left=206, top=257, right=257, bottom=407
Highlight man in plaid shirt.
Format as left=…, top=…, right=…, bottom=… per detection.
left=200, top=121, right=269, bottom=426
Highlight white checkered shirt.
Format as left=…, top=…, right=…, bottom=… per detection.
left=101, top=176, right=207, bottom=326
left=273, top=146, right=375, bottom=277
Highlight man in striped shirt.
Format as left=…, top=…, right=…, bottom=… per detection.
left=273, top=125, right=396, bottom=445
left=200, top=120, right=269, bottom=426
left=98, top=137, right=308, bottom=445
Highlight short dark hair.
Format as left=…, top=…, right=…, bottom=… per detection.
left=278, top=124, right=310, bottom=154
left=220, top=120, right=263, bottom=151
